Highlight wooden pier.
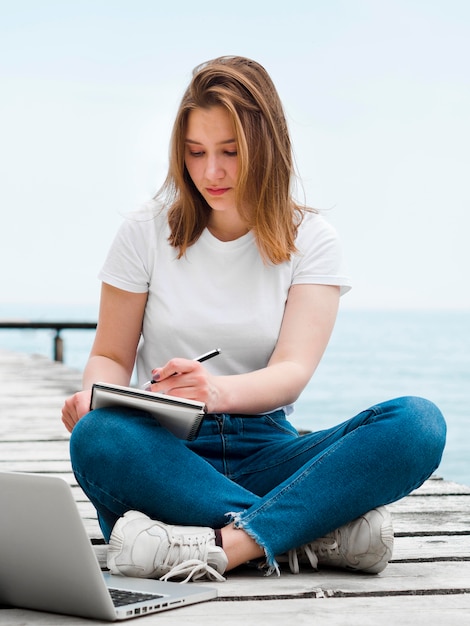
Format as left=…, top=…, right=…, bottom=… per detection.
left=1, top=348, right=469, bottom=624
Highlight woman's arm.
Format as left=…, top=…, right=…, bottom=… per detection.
left=153, top=283, right=340, bottom=414
left=83, top=283, right=148, bottom=388
left=61, top=283, right=147, bottom=431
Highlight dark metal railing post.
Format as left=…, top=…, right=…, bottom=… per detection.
left=53, top=328, right=64, bottom=362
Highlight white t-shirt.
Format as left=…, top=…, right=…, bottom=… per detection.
left=99, top=205, right=351, bottom=411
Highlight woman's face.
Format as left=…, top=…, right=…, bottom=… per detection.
left=184, top=106, right=239, bottom=216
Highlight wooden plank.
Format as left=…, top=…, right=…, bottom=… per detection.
left=81, top=518, right=103, bottom=538
left=0, top=459, right=72, bottom=474
left=0, top=441, right=70, bottom=461
left=75, top=501, right=99, bottom=519
left=3, top=594, right=470, bottom=626
left=4, top=594, right=470, bottom=626
left=389, top=495, right=470, bottom=534
left=391, top=512, right=470, bottom=534
left=392, top=535, right=470, bottom=560
left=213, top=562, right=470, bottom=598
left=389, top=495, right=470, bottom=513
left=411, top=479, right=470, bottom=495
left=0, top=430, right=70, bottom=441
left=0, top=463, right=77, bottom=482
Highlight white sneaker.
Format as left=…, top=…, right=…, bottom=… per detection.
left=287, top=507, right=394, bottom=575
left=107, top=511, right=228, bottom=583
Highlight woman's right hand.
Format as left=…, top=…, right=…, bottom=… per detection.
left=61, top=284, right=148, bottom=433
left=61, top=389, right=92, bottom=433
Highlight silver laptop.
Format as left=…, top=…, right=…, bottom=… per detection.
left=0, top=471, right=217, bottom=620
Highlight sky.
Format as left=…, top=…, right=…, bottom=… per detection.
left=1, top=0, right=469, bottom=313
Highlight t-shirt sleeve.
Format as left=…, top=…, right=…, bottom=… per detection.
left=98, top=216, right=153, bottom=293
left=292, top=212, right=352, bottom=295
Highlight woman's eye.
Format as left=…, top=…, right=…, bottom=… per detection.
left=186, top=148, right=237, bottom=157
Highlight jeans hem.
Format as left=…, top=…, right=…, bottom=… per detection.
left=227, top=511, right=280, bottom=577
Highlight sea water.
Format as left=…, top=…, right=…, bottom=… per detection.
left=1, top=305, right=469, bottom=487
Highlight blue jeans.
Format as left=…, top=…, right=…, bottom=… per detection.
left=70, top=396, right=446, bottom=567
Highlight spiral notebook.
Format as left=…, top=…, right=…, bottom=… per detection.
left=90, top=382, right=206, bottom=441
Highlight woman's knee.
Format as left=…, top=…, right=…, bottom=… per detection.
left=70, top=408, right=140, bottom=468
left=398, top=395, right=445, bottom=438
left=386, top=396, right=447, bottom=465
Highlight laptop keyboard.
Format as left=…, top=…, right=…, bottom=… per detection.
left=109, top=587, right=164, bottom=607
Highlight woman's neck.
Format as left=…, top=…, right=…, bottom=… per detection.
left=207, top=213, right=250, bottom=242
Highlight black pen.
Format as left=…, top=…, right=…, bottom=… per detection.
left=141, top=349, right=221, bottom=390
left=193, top=348, right=221, bottom=363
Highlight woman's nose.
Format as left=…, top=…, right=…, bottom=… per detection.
left=205, top=155, right=224, bottom=179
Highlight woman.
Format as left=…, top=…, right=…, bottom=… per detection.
left=62, top=56, right=446, bottom=582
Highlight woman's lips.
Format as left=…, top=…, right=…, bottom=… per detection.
left=206, top=187, right=230, bottom=196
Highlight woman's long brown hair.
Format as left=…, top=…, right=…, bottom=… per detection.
left=155, top=56, right=307, bottom=264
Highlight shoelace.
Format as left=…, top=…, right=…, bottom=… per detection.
left=287, top=534, right=339, bottom=574
left=160, top=559, right=226, bottom=583
left=158, top=534, right=226, bottom=583
left=288, top=545, right=318, bottom=574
